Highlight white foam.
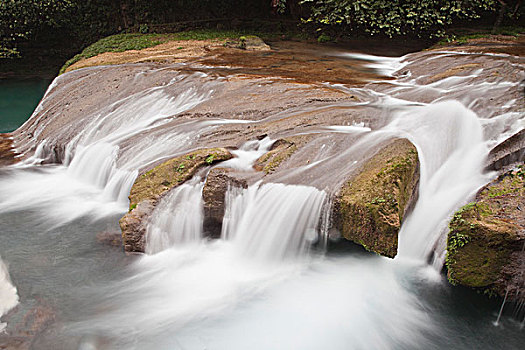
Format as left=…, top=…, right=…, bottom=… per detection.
left=0, top=257, right=18, bottom=333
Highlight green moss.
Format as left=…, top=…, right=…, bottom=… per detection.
left=263, top=144, right=297, bottom=174
left=60, top=33, right=165, bottom=74
left=445, top=169, right=524, bottom=294
left=337, top=139, right=419, bottom=258
left=128, top=147, right=232, bottom=210
left=59, top=29, right=291, bottom=74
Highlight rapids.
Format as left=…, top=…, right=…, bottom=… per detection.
left=0, top=42, right=524, bottom=349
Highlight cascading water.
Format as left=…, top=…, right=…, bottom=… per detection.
left=0, top=73, right=219, bottom=224
left=1, top=45, right=524, bottom=349
left=393, top=100, right=492, bottom=267
left=146, top=179, right=205, bottom=254
left=222, top=182, right=327, bottom=260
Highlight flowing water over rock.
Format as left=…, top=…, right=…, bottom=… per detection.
left=0, top=41, right=524, bottom=348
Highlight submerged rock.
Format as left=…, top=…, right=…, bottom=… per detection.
left=120, top=148, right=232, bottom=252
left=333, top=138, right=419, bottom=258
left=0, top=299, right=55, bottom=350
left=446, top=167, right=525, bottom=301
left=202, top=168, right=247, bottom=238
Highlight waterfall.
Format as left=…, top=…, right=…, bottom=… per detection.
left=0, top=257, right=18, bottom=333
left=0, top=73, right=216, bottom=223
left=145, top=180, right=205, bottom=254
left=393, top=100, right=492, bottom=266
left=222, top=182, right=327, bottom=260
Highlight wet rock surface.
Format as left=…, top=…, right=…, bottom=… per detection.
left=333, top=138, right=420, bottom=258
left=120, top=148, right=232, bottom=252
left=0, top=135, right=17, bottom=166
left=486, top=129, right=525, bottom=171
left=202, top=168, right=247, bottom=238
left=446, top=168, right=525, bottom=302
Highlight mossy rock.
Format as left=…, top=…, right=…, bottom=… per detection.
left=238, top=35, right=271, bottom=51
left=120, top=147, right=232, bottom=252
left=335, top=138, right=419, bottom=258
left=128, top=148, right=232, bottom=209
left=446, top=167, right=525, bottom=301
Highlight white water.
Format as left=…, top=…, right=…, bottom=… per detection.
left=1, top=50, right=523, bottom=348
left=0, top=73, right=217, bottom=224
left=0, top=257, right=18, bottom=333
left=393, top=100, right=492, bottom=266
left=73, top=182, right=438, bottom=349
left=223, top=182, right=327, bottom=260
left=220, top=137, right=274, bottom=171
left=146, top=179, right=205, bottom=254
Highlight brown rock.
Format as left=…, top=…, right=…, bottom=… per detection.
left=120, top=148, right=233, bottom=253
left=0, top=134, right=18, bottom=167
left=238, top=36, right=271, bottom=51
left=333, top=138, right=420, bottom=258
left=202, top=168, right=247, bottom=238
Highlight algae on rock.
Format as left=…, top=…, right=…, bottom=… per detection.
left=334, top=138, right=420, bottom=258
left=120, top=148, right=232, bottom=252
left=446, top=167, right=525, bottom=301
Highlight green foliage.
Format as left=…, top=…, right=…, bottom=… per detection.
left=139, top=24, right=150, bottom=34
left=0, top=0, right=75, bottom=58
left=301, top=0, right=500, bottom=38
left=317, top=33, right=332, bottom=42
left=0, top=0, right=270, bottom=60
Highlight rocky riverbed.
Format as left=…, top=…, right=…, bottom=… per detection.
left=0, top=35, right=524, bottom=347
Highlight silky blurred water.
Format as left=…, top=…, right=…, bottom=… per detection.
left=0, top=50, right=523, bottom=349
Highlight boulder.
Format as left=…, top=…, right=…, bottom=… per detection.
left=238, top=35, right=271, bottom=51
left=333, top=138, right=420, bottom=258
left=120, top=148, right=233, bottom=253
left=446, top=167, right=524, bottom=302
left=202, top=168, right=247, bottom=238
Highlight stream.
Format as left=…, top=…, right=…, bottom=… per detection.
left=0, top=44, right=524, bottom=349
